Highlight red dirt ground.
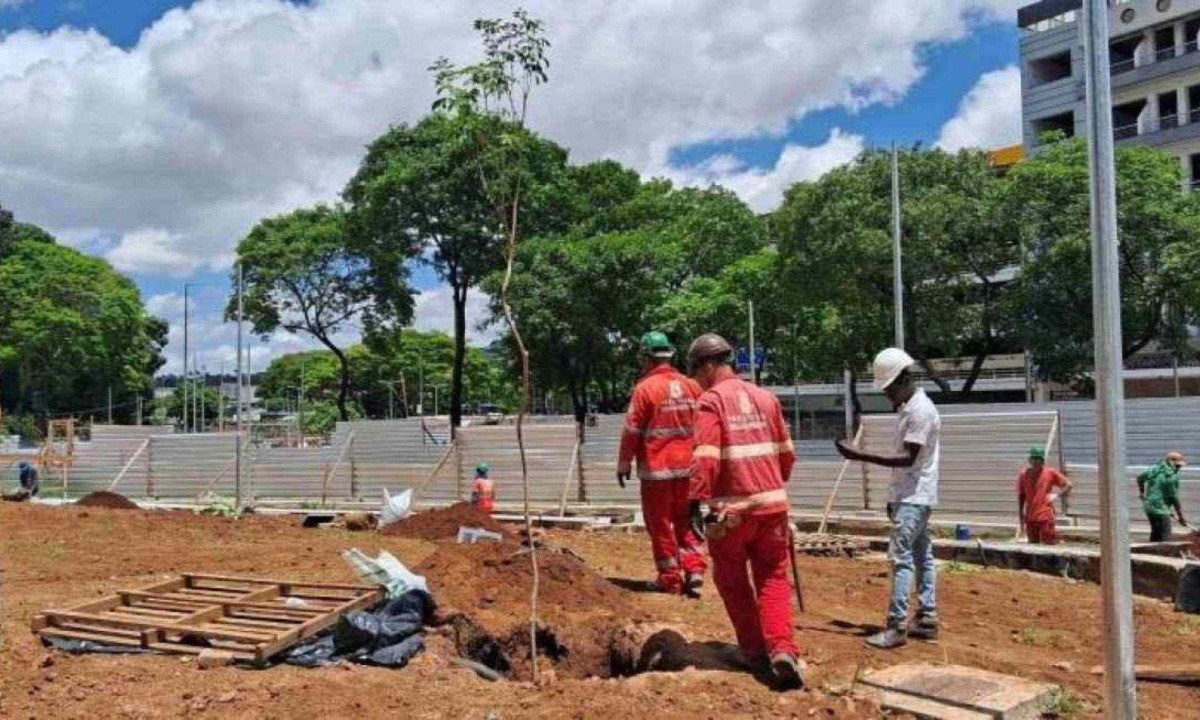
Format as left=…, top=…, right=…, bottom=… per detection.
left=75, top=491, right=140, bottom=510
left=3, top=502, right=1200, bottom=718
left=381, top=502, right=508, bottom=540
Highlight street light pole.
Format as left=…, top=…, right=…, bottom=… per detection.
left=182, top=284, right=190, bottom=432
left=891, top=143, right=905, bottom=350
left=1082, top=0, right=1137, bottom=715
left=235, top=263, right=244, bottom=510
left=748, top=299, right=757, bottom=384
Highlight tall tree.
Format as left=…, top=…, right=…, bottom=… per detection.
left=998, top=138, right=1200, bottom=386
left=0, top=214, right=165, bottom=423
left=228, top=206, right=403, bottom=420
left=345, top=112, right=568, bottom=432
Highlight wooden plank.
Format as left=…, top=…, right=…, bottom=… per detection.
left=184, top=573, right=374, bottom=593
left=255, top=588, right=382, bottom=661
left=234, top=586, right=280, bottom=603
left=42, top=611, right=276, bottom=643
left=1092, top=663, right=1200, bottom=684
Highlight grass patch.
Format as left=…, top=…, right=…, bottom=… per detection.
left=1041, top=687, right=1087, bottom=718
left=1015, top=626, right=1069, bottom=648
left=1166, top=615, right=1200, bottom=636
left=942, top=560, right=981, bottom=574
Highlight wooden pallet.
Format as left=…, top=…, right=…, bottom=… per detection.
left=32, top=573, right=383, bottom=666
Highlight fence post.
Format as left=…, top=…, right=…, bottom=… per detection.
left=455, top=429, right=464, bottom=501
left=349, top=434, right=358, bottom=499
left=861, top=423, right=871, bottom=511
left=146, top=436, right=155, bottom=498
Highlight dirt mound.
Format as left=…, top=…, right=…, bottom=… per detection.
left=418, top=539, right=631, bottom=680
left=76, top=491, right=139, bottom=510
left=382, top=502, right=507, bottom=540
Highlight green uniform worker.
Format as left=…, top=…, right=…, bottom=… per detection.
left=1137, top=451, right=1189, bottom=542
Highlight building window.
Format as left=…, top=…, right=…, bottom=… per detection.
left=1189, top=153, right=1200, bottom=191
left=1186, top=18, right=1200, bottom=53
left=1113, top=100, right=1146, bottom=140
left=1111, top=36, right=1140, bottom=74
left=1032, top=111, right=1075, bottom=144
left=1028, top=51, right=1072, bottom=86
left=1189, top=84, right=1200, bottom=124
left=1155, top=27, right=1177, bottom=61
left=1159, top=92, right=1180, bottom=130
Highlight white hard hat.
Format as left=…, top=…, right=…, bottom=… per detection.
left=873, top=347, right=915, bottom=391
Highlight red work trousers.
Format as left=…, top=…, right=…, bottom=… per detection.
left=709, top=510, right=796, bottom=659
left=1025, top=518, right=1058, bottom=545
left=640, top=478, right=707, bottom=593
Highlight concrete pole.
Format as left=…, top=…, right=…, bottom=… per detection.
left=107, top=386, right=112, bottom=425
left=1082, top=1, right=1137, bottom=715
left=891, top=144, right=904, bottom=350
left=748, top=300, right=757, bottom=384
left=235, top=263, right=244, bottom=509
left=843, top=366, right=854, bottom=437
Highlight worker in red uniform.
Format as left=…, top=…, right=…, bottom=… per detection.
left=685, top=333, right=802, bottom=691
left=618, top=331, right=706, bottom=596
left=1017, top=445, right=1071, bottom=545
left=471, top=462, right=495, bottom=513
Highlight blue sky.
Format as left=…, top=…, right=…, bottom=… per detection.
left=0, top=1, right=1025, bottom=373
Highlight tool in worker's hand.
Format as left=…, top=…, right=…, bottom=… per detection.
left=616, top=469, right=629, bottom=489
left=787, top=524, right=806, bottom=613
left=704, top=508, right=741, bottom=541
left=689, top=500, right=705, bottom=540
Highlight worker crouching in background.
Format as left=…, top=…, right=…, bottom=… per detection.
left=686, top=333, right=803, bottom=691
left=1017, top=444, right=1072, bottom=545
left=1138, top=451, right=1189, bottom=542
left=470, top=462, right=495, bottom=513
left=617, top=331, right=706, bottom=596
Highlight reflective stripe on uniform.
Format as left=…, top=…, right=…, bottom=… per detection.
left=695, top=444, right=721, bottom=459
left=639, top=467, right=692, bottom=481
left=641, top=427, right=692, bottom=439
left=709, top=487, right=789, bottom=512
left=655, top=557, right=679, bottom=570
left=720, top=441, right=794, bottom=460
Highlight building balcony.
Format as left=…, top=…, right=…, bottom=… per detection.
left=1111, top=38, right=1200, bottom=86
left=1117, top=110, right=1200, bottom=147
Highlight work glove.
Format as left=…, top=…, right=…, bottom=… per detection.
left=689, top=500, right=706, bottom=540
left=616, top=469, right=630, bottom=489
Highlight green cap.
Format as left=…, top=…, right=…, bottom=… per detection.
left=1028, top=445, right=1046, bottom=460
left=639, top=331, right=675, bottom=359
left=475, top=462, right=490, bottom=475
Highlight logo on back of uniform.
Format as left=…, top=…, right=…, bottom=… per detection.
left=669, top=380, right=683, bottom=400
left=738, top=391, right=753, bottom=415
left=730, top=389, right=766, bottom=431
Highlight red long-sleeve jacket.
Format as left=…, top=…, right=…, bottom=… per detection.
left=618, top=364, right=702, bottom=481
left=690, top=369, right=795, bottom=515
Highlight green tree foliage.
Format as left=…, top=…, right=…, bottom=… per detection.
left=491, top=174, right=765, bottom=417
left=771, top=147, right=1017, bottom=404
left=999, top=138, right=1200, bottom=384
left=344, top=112, right=569, bottom=432
left=228, top=206, right=402, bottom=422
left=255, top=330, right=516, bottom=432
left=156, top=384, right=224, bottom=429
left=0, top=212, right=165, bottom=422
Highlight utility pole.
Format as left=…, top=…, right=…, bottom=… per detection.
left=136, top=394, right=142, bottom=426
left=182, top=285, right=190, bottom=432
left=418, top=353, right=425, bottom=416
left=1082, top=0, right=1137, bottom=714
left=218, top=362, right=225, bottom=432
left=298, top=357, right=305, bottom=440
left=891, top=143, right=905, bottom=350
left=748, top=300, right=757, bottom=384
left=199, top=365, right=205, bottom=432
left=399, top=373, right=408, bottom=418
left=107, top=386, right=112, bottom=424
left=235, top=263, right=244, bottom=509
left=193, top=354, right=200, bottom=432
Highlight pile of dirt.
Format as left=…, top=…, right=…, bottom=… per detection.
left=382, top=502, right=507, bottom=540
left=418, top=539, right=632, bottom=680
left=75, top=491, right=139, bottom=510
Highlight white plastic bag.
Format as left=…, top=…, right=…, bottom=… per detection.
left=456, top=526, right=504, bottom=544
left=378, top=488, right=413, bottom=528
left=342, top=547, right=428, bottom=597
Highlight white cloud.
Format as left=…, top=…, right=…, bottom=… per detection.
left=665, top=129, right=865, bottom=212
left=412, top=287, right=499, bottom=346
left=0, top=1, right=31, bottom=9
left=0, top=0, right=1016, bottom=277
left=935, top=65, right=1022, bottom=152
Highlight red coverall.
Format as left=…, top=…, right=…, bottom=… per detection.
left=691, top=368, right=797, bottom=660
left=471, top=476, right=495, bottom=513
left=1017, top=466, right=1068, bottom=544
left=619, top=363, right=706, bottom=594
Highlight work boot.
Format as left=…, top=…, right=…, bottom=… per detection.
left=684, top=573, right=703, bottom=598
left=907, top=614, right=939, bottom=641
left=769, top=653, right=805, bottom=691
left=865, top=624, right=908, bottom=650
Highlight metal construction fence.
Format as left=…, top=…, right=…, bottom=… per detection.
left=28, top=395, right=1200, bottom=522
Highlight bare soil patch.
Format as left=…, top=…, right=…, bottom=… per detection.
left=76, top=491, right=139, bottom=509
left=381, top=502, right=507, bottom=540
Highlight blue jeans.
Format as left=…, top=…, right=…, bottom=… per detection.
left=887, top=502, right=936, bottom=628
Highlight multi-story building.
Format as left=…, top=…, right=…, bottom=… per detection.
left=1020, top=0, right=1200, bottom=188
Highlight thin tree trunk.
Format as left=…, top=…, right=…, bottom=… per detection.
left=498, top=191, right=539, bottom=683
left=450, top=283, right=467, bottom=434
left=322, top=342, right=352, bottom=422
